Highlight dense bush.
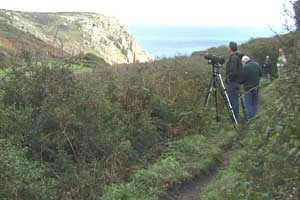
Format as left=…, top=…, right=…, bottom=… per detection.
left=0, top=139, right=57, bottom=200
left=0, top=54, right=213, bottom=198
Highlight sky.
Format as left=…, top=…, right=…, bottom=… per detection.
left=0, top=0, right=291, bottom=27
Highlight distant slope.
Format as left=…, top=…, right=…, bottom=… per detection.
left=0, top=9, right=151, bottom=64
left=0, top=19, right=71, bottom=67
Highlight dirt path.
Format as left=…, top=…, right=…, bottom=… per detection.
left=160, top=149, right=232, bottom=200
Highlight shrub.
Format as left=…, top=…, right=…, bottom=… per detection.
left=0, top=139, right=58, bottom=200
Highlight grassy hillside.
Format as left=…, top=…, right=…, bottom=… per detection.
left=0, top=19, right=110, bottom=70
left=0, top=9, right=151, bottom=64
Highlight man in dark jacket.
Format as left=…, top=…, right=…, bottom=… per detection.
left=263, top=56, right=272, bottom=81
left=226, top=41, right=242, bottom=120
left=240, top=56, right=262, bottom=120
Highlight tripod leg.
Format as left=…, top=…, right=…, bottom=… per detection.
left=204, top=76, right=214, bottom=106
left=216, top=74, right=238, bottom=127
left=214, top=86, right=219, bottom=122
left=240, top=97, right=248, bottom=121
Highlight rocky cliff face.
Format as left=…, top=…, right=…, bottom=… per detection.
left=0, top=9, right=151, bottom=64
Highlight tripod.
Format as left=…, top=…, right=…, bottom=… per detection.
left=204, top=62, right=238, bottom=128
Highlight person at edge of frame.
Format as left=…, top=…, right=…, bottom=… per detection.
left=240, top=55, right=262, bottom=121
left=276, top=48, right=288, bottom=79
left=225, top=41, right=243, bottom=121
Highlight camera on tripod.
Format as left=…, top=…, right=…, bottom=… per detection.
left=203, top=53, right=238, bottom=128
left=204, top=54, right=225, bottom=65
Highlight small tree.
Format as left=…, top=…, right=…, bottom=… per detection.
left=293, top=0, right=300, bottom=29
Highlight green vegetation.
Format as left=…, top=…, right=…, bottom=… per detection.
left=0, top=139, right=57, bottom=200
left=201, top=79, right=300, bottom=199
left=0, top=69, right=8, bottom=77
left=0, top=54, right=220, bottom=199
left=2, top=31, right=299, bottom=199
left=200, top=34, right=300, bottom=199
left=102, top=128, right=235, bottom=200
left=1, top=4, right=300, bottom=199
left=69, top=63, right=94, bottom=73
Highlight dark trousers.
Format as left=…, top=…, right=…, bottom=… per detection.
left=265, top=67, right=272, bottom=80
left=227, top=82, right=240, bottom=120
left=244, top=88, right=259, bottom=120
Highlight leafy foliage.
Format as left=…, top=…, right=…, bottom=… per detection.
left=3, top=21, right=299, bottom=200
left=0, top=139, right=57, bottom=200
left=0, top=54, right=215, bottom=199
left=294, top=0, right=300, bottom=30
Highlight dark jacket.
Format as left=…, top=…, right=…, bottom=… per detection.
left=240, top=60, right=262, bottom=91
left=263, top=59, right=272, bottom=74
left=226, top=52, right=242, bottom=83
left=263, top=59, right=272, bottom=69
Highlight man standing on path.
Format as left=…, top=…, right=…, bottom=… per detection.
left=226, top=41, right=242, bottom=121
left=263, top=55, right=272, bottom=81
left=240, top=56, right=262, bottom=120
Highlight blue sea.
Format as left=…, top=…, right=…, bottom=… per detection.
left=128, top=25, right=282, bottom=58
